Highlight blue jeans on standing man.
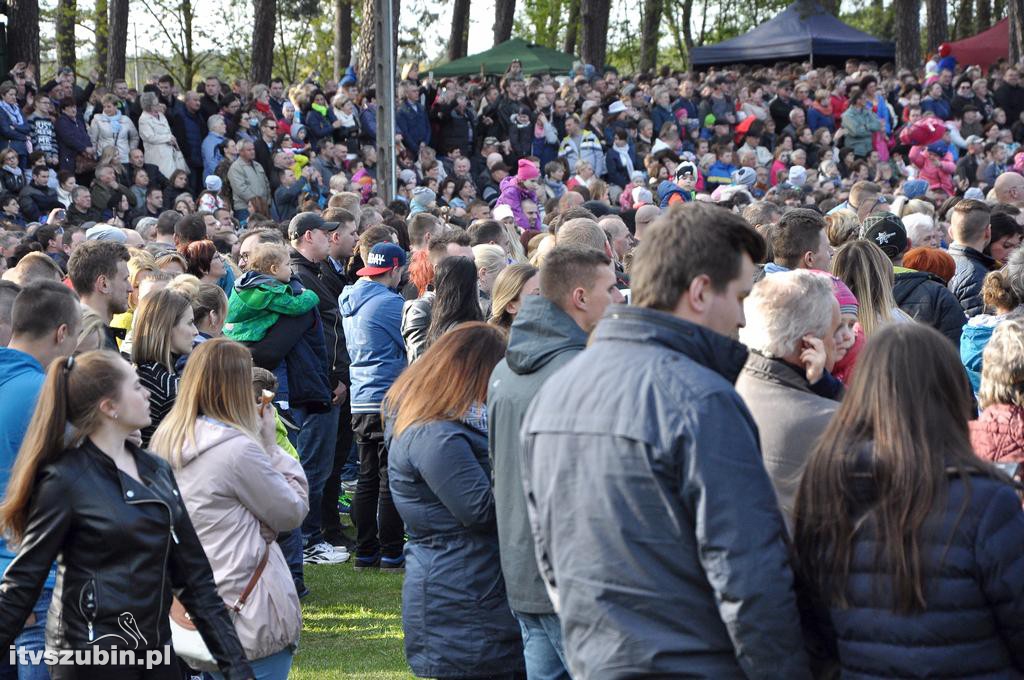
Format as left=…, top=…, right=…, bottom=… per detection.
left=292, top=403, right=340, bottom=548
left=514, top=611, right=572, bottom=680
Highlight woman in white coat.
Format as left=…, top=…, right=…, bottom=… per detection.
left=138, top=91, right=185, bottom=179
left=151, top=338, right=308, bottom=680
left=89, top=93, right=139, bottom=163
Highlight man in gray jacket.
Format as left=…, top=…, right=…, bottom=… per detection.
left=522, top=202, right=811, bottom=679
left=488, top=245, right=622, bottom=680
left=736, top=270, right=845, bottom=525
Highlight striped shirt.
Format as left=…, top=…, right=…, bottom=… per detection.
left=136, top=361, right=180, bottom=447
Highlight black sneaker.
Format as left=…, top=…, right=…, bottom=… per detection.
left=353, top=553, right=380, bottom=571
left=323, top=527, right=357, bottom=551
left=294, top=578, right=310, bottom=599
left=380, top=554, right=405, bottom=572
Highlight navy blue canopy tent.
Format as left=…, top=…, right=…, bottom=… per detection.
left=689, top=1, right=895, bottom=66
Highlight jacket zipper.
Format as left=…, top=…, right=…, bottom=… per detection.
left=124, top=495, right=176, bottom=646
left=78, top=576, right=98, bottom=641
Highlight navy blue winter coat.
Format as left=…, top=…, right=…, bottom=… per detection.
left=803, top=453, right=1024, bottom=679
left=386, top=419, right=524, bottom=679
left=948, top=243, right=997, bottom=318
left=396, top=101, right=430, bottom=153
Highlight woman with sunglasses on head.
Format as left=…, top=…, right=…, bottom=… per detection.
left=0, top=350, right=252, bottom=679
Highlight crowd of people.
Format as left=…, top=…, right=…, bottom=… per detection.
left=0, top=45, right=1022, bottom=680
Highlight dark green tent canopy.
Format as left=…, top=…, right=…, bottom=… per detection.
left=431, top=38, right=574, bottom=77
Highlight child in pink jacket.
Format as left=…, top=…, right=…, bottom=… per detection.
left=909, top=141, right=955, bottom=196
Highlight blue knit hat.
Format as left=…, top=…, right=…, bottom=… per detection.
left=903, top=178, right=929, bottom=199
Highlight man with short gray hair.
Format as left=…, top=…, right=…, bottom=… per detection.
left=736, top=270, right=847, bottom=522
left=227, top=138, right=270, bottom=219
left=203, top=114, right=227, bottom=178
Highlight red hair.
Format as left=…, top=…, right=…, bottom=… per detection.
left=408, top=249, right=434, bottom=297
left=903, top=247, right=955, bottom=284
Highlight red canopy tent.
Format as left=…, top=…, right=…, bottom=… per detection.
left=945, top=19, right=1009, bottom=72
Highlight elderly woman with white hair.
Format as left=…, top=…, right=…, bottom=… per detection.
left=735, top=270, right=853, bottom=523
left=902, top=212, right=943, bottom=249
left=138, top=90, right=185, bottom=179
left=473, top=243, right=508, bottom=318
left=970, top=318, right=1024, bottom=474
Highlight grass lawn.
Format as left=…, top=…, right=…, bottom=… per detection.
left=291, top=563, right=413, bottom=680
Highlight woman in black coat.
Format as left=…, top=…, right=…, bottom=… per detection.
left=0, top=350, right=252, bottom=679
left=794, top=323, right=1024, bottom=679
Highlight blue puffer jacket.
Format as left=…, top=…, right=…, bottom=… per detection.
left=386, top=418, right=524, bottom=678
left=339, top=279, right=406, bottom=414
left=805, top=450, right=1024, bottom=679
left=657, top=179, right=691, bottom=208
left=961, top=313, right=1003, bottom=394
left=948, top=244, right=997, bottom=318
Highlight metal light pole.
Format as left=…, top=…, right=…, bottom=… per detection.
left=374, top=0, right=396, bottom=203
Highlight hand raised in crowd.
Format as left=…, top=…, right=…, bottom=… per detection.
left=800, top=335, right=827, bottom=385
left=258, top=401, right=278, bottom=454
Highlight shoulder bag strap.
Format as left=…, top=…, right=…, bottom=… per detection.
left=229, top=540, right=272, bottom=612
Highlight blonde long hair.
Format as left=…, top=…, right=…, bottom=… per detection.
left=150, top=338, right=261, bottom=469
left=831, top=240, right=898, bottom=337
left=131, top=289, right=190, bottom=371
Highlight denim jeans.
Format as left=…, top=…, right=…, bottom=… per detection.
left=293, top=403, right=340, bottom=547
left=351, top=413, right=404, bottom=559
left=209, top=647, right=293, bottom=680
left=0, top=586, right=52, bottom=680
left=514, top=611, right=572, bottom=680
left=276, top=527, right=304, bottom=587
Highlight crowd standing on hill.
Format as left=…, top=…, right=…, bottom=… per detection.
left=0, top=48, right=1023, bottom=679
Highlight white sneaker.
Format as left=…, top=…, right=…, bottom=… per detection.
left=303, top=541, right=350, bottom=564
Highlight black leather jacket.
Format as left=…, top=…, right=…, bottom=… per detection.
left=0, top=440, right=252, bottom=679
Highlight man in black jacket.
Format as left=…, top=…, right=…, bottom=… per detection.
left=17, top=166, right=60, bottom=222
left=861, top=213, right=966, bottom=346
left=947, top=199, right=995, bottom=318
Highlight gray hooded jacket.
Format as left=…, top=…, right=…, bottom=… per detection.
left=487, top=295, right=588, bottom=614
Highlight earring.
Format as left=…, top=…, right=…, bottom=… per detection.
left=113, top=412, right=119, bottom=420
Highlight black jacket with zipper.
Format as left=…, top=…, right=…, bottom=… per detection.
left=289, top=248, right=351, bottom=387
left=0, top=439, right=252, bottom=679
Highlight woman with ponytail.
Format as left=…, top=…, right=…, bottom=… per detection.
left=0, top=350, right=252, bottom=679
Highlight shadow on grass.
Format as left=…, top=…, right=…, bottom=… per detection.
left=290, top=563, right=414, bottom=679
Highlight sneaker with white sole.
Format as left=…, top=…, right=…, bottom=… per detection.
left=303, top=541, right=350, bottom=564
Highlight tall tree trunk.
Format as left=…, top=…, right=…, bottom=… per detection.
left=955, top=0, right=974, bottom=39
left=56, top=0, right=77, bottom=70
left=978, top=0, right=993, bottom=30
left=820, top=0, right=840, bottom=14
left=493, top=0, right=515, bottom=46
left=894, top=0, right=921, bottom=70
left=564, top=0, right=581, bottom=54
left=579, top=0, right=611, bottom=69
left=1011, top=0, right=1024, bottom=63
left=448, top=0, right=471, bottom=61
left=106, top=0, right=128, bottom=84
left=334, top=0, right=352, bottom=79
left=7, top=0, right=40, bottom=68
left=639, top=0, right=663, bottom=73
left=94, top=0, right=108, bottom=83
left=925, top=0, right=948, bottom=53
left=995, top=0, right=1006, bottom=22
left=356, top=0, right=400, bottom=91
left=250, top=0, right=276, bottom=85
left=681, top=0, right=694, bottom=49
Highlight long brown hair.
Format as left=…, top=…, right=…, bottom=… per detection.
left=0, top=351, right=129, bottom=542
left=383, top=322, right=506, bottom=437
left=151, top=338, right=260, bottom=469
left=792, top=323, right=992, bottom=614
left=831, top=239, right=898, bottom=337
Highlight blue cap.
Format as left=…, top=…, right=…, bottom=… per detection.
left=903, top=178, right=929, bottom=199
left=357, top=242, right=407, bottom=277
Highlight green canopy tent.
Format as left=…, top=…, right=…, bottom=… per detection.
left=431, top=38, right=574, bottom=78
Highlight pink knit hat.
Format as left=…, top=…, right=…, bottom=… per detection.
left=517, top=159, right=540, bottom=182
left=830, top=275, right=859, bottom=315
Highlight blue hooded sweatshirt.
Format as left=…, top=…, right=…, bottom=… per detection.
left=339, top=279, right=407, bottom=415
left=657, top=180, right=691, bottom=208
left=0, top=347, right=54, bottom=587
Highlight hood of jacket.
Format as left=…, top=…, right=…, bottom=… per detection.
left=961, top=314, right=1001, bottom=355
left=506, top=296, right=588, bottom=376
left=657, top=180, right=689, bottom=205
left=178, top=417, right=253, bottom=467
left=893, top=268, right=945, bottom=299
left=592, top=305, right=749, bottom=385
left=235, top=270, right=280, bottom=291
left=339, top=278, right=396, bottom=319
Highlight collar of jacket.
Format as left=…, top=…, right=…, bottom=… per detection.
left=949, top=242, right=997, bottom=268
left=743, top=350, right=814, bottom=393
left=593, top=305, right=749, bottom=385
left=79, top=437, right=164, bottom=497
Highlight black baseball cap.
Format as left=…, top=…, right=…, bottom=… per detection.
left=288, top=212, right=339, bottom=239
